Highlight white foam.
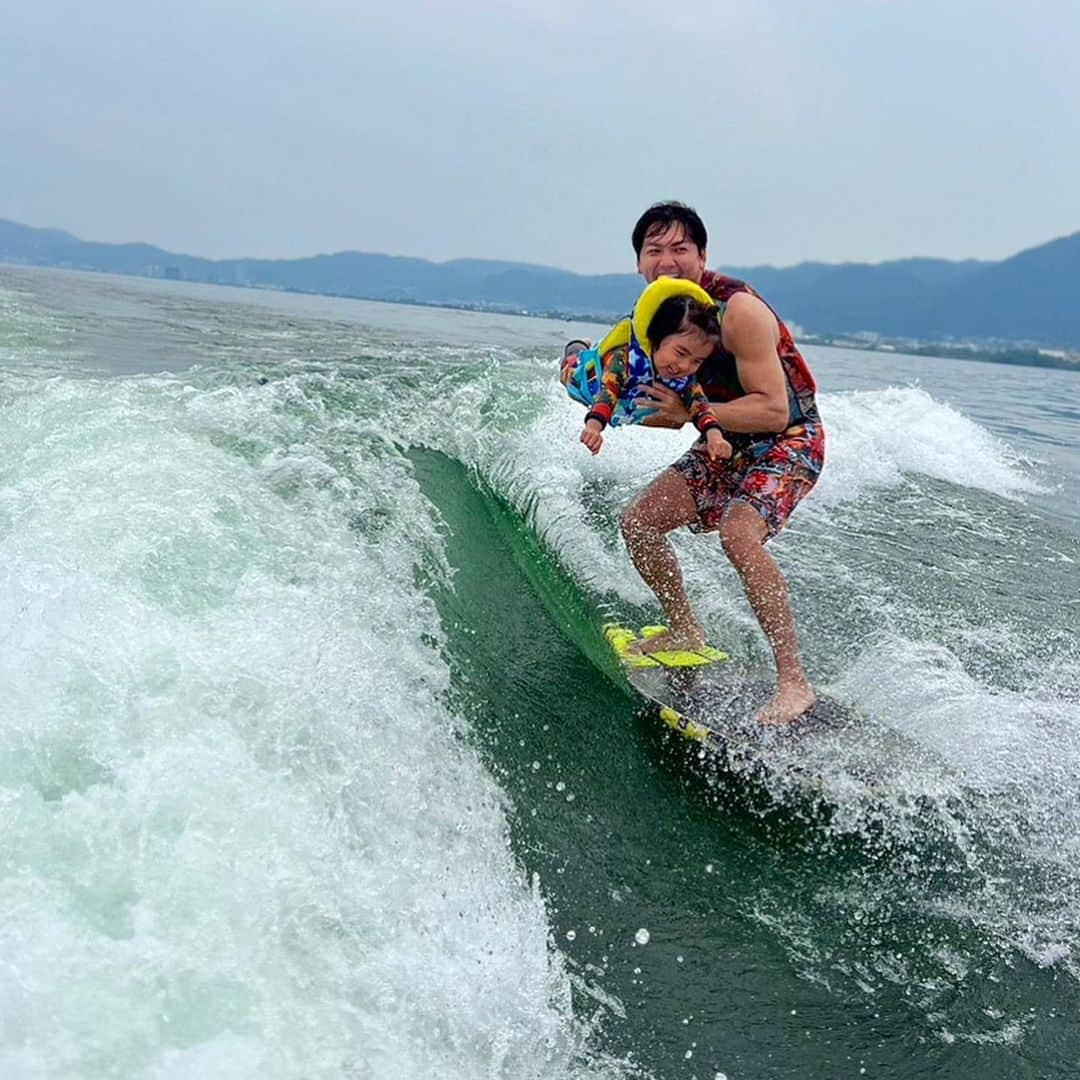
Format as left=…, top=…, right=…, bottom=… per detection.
left=829, top=632, right=1080, bottom=975
left=815, top=386, right=1046, bottom=508
left=446, top=381, right=1048, bottom=618
left=830, top=634, right=1080, bottom=792
left=0, top=371, right=625, bottom=1077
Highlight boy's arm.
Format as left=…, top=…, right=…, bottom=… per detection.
left=683, top=379, right=723, bottom=436
left=584, top=347, right=629, bottom=429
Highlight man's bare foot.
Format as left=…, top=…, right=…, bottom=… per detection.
left=755, top=681, right=816, bottom=725
left=626, top=628, right=706, bottom=655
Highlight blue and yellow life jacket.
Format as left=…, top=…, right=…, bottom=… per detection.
left=564, top=277, right=716, bottom=426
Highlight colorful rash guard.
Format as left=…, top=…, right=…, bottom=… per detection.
left=697, top=270, right=820, bottom=436
left=584, top=344, right=721, bottom=437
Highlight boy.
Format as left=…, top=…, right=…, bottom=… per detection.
left=566, top=277, right=732, bottom=462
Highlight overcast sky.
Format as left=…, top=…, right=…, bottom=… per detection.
left=3, top=1, right=1078, bottom=273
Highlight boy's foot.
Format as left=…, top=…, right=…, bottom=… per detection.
left=560, top=339, right=590, bottom=386
left=755, top=681, right=816, bottom=725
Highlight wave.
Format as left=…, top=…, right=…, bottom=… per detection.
left=814, top=385, right=1047, bottom=507
left=420, top=360, right=1080, bottom=983
left=0, top=369, right=629, bottom=1078
left=4, top=277, right=1078, bottom=1075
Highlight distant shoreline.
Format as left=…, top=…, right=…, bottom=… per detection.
left=298, top=289, right=1080, bottom=374
left=4, top=258, right=1080, bottom=374
left=797, top=334, right=1080, bottom=373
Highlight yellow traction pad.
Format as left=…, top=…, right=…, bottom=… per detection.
left=603, top=624, right=729, bottom=669
left=659, top=706, right=712, bottom=742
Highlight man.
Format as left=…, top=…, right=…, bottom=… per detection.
left=572, top=202, right=824, bottom=725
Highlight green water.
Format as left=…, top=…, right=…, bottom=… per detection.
left=413, top=448, right=1078, bottom=1080
left=4, top=266, right=1080, bottom=1078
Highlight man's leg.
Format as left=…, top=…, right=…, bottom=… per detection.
left=718, top=501, right=815, bottom=724
left=619, top=468, right=703, bottom=652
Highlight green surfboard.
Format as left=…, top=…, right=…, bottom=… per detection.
left=605, top=624, right=949, bottom=803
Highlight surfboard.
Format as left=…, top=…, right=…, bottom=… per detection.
left=605, top=624, right=948, bottom=804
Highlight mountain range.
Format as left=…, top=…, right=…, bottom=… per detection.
left=2, top=218, right=1078, bottom=350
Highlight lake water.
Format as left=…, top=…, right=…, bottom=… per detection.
left=2, top=265, right=1078, bottom=1078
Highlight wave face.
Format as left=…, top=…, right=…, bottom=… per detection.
left=2, top=267, right=1079, bottom=1078
left=0, top=273, right=631, bottom=1079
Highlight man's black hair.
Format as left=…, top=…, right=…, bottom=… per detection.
left=631, top=202, right=708, bottom=257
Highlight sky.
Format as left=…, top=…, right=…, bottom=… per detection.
left=3, top=0, right=1079, bottom=274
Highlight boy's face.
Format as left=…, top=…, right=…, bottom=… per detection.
left=637, top=223, right=707, bottom=284
left=653, top=327, right=715, bottom=380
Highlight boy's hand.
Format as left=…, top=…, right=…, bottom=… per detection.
left=580, top=419, right=604, bottom=455
left=705, top=428, right=732, bottom=460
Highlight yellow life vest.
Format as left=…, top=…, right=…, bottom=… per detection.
left=595, top=276, right=716, bottom=359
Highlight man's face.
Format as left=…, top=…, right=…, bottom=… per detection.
left=636, top=223, right=707, bottom=284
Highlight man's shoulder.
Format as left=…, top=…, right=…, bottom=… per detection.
left=720, top=290, right=780, bottom=353
left=700, top=270, right=749, bottom=299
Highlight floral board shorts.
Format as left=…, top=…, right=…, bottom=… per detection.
left=671, top=422, right=825, bottom=539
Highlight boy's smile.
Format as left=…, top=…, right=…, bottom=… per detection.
left=653, top=327, right=714, bottom=380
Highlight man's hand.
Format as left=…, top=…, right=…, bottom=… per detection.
left=638, top=383, right=692, bottom=428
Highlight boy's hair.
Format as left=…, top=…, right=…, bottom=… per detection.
left=631, top=202, right=708, bottom=257
left=646, top=296, right=721, bottom=355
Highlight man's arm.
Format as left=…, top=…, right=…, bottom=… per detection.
left=638, top=293, right=791, bottom=434
left=707, top=293, right=790, bottom=433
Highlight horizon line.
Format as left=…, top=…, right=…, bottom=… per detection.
left=4, top=215, right=1079, bottom=277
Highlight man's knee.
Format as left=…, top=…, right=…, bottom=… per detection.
left=622, top=471, right=698, bottom=542
left=620, top=502, right=651, bottom=544
left=621, top=497, right=682, bottom=546
left=719, top=502, right=768, bottom=562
